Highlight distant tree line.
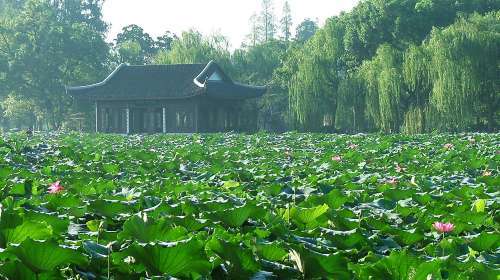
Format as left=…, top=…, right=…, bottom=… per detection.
left=0, top=0, right=498, bottom=133
left=286, top=0, right=499, bottom=133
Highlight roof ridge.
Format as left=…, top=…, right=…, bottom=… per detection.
left=126, top=63, right=208, bottom=67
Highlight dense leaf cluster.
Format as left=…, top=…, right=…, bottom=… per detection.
left=286, top=1, right=499, bottom=133
left=0, top=0, right=498, bottom=132
left=0, top=132, right=498, bottom=279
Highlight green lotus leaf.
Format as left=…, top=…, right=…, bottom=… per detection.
left=170, top=215, right=209, bottom=231
left=125, top=238, right=210, bottom=277
left=285, top=204, right=329, bottom=225
left=386, top=228, right=424, bottom=246
left=256, top=242, right=288, bottom=262
left=326, top=228, right=369, bottom=249
left=207, top=203, right=263, bottom=227
left=290, top=245, right=351, bottom=280
left=473, top=199, right=486, bottom=213
left=118, top=215, right=188, bottom=243
left=46, top=194, right=81, bottom=210
left=23, top=210, right=69, bottom=235
left=470, top=232, right=500, bottom=252
left=88, top=199, right=134, bottom=218
left=8, top=239, right=88, bottom=273
left=206, top=237, right=260, bottom=278
left=350, top=250, right=441, bottom=280
left=103, top=163, right=120, bottom=175
left=0, top=260, right=36, bottom=280
left=83, top=240, right=109, bottom=259
left=222, top=180, right=240, bottom=189
left=1, top=220, right=53, bottom=247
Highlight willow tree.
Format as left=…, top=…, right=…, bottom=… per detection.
left=401, top=44, right=432, bottom=133
left=335, top=73, right=368, bottom=133
left=359, top=44, right=406, bottom=133
left=154, top=30, right=232, bottom=71
left=288, top=19, right=345, bottom=131
left=423, top=12, right=499, bottom=131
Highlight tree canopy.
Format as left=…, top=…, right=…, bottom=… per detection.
left=0, top=0, right=498, bottom=133
left=285, top=0, right=499, bottom=133
left=0, top=0, right=109, bottom=129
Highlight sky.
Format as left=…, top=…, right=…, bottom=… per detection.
left=102, top=0, right=360, bottom=49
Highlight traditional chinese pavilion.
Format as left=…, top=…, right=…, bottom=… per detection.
left=66, top=61, right=266, bottom=133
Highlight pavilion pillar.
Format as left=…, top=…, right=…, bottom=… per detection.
left=194, top=103, right=199, bottom=133
left=95, top=102, right=99, bottom=133
left=111, top=107, right=120, bottom=133
left=126, top=107, right=130, bottom=135
left=162, top=107, right=166, bottom=133
left=146, top=108, right=153, bottom=134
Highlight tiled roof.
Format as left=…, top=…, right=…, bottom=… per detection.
left=67, top=61, right=266, bottom=100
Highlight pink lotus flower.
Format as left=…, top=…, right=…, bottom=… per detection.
left=332, top=155, right=342, bottom=162
left=48, top=181, right=64, bottom=194
left=395, top=164, right=405, bottom=173
left=433, top=222, right=454, bottom=233
left=443, top=143, right=454, bottom=149
left=387, top=177, right=398, bottom=185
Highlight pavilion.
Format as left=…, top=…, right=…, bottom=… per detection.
left=66, top=61, right=266, bottom=133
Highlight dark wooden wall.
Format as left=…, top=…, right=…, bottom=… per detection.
left=95, top=97, right=258, bottom=134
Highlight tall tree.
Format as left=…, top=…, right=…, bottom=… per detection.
left=288, top=19, right=345, bottom=131
left=115, top=24, right=155, bottom=65
left=155, top=31, right=176, bottom=51
left=335, top=74, right=368, bottom=133
left=295, top=18, right=318, bottom=43
left=246, top=13, right=262, bottom=47
left=259, top=0, right=276, bottom=42
left=359, top=45, right=405, bottom=133
left=0, top=0, right=109, bottom=129
left=424, top=12, right=499, bottom=131
left=233, top=40, right=288, bottom=130
left=154, top=30, right=232, bottom=71
left=280, top=1, right=292, bottom=41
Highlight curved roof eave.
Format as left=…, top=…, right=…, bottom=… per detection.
left=66, top=63, right=127, bottom=93
left=193, top=60, right=232, bottom=87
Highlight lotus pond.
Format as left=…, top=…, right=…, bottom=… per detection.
left=0, top=132, right=498, bottom=279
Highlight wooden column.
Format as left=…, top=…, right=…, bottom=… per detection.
left=103, top=108, right=108, bottom=133
left=95, top=102, right=99, bottom=133
left=113, top=108, right=119, bottom=133
left=126, top=107, right=130, bottom=134
left=162, top=107, right=166, bottom=133
left=147, top=108, right=153, bottom=134
left=194, top=103, right=199, bottom=133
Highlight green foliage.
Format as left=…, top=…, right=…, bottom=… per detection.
left=0, top=0, right=109, bottom=129
left=232, top=40, right=289, bottom=131
left=125, top=238, right=211, bottom=278
left=3, top=0, right=497, bottom=133
left=288, top=18, right=345, bottom=131
left=425, top=12, right=499, bottom=131
left=114, top=24, right=156, bottom=65
left=283, top=0, right=499, bottom=133
left=360, top=44, right=405, bottom=133
left=295, top=18, right=318, bottom=43
left=7, top=239, right=88, bottom=273
left=154, top=30, right=232, bottom=71
left=118, top=215, right=188, bottom=243
left=0, top=95, right=39, bottom=127
left=0, top=132, right=498, bottom=278
left=335, top=73, right=368, bottom=132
